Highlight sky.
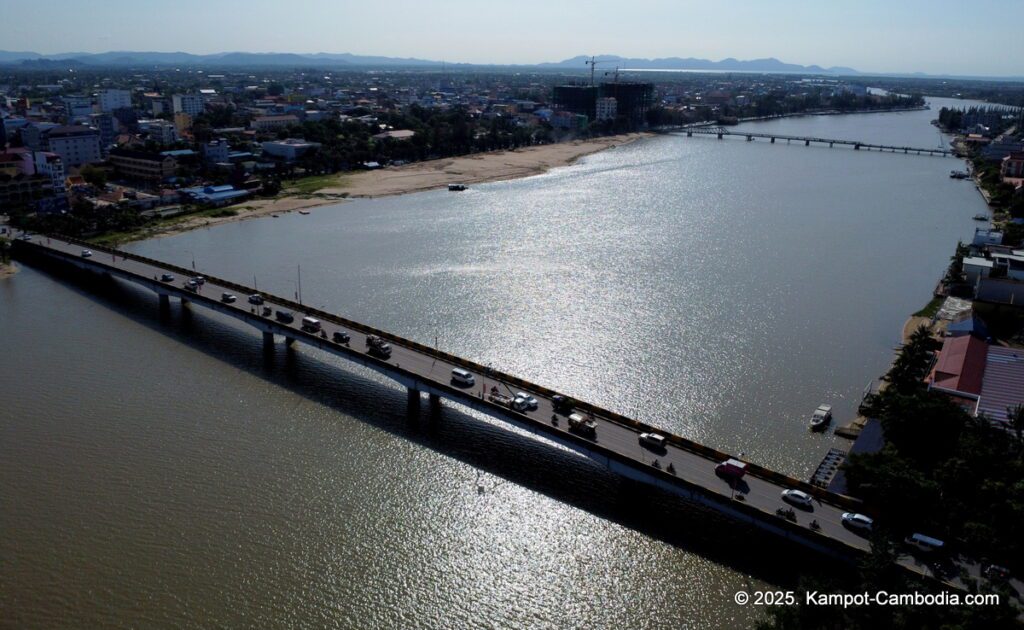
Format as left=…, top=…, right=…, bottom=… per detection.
left=1, top=0, right=1021, bottom=77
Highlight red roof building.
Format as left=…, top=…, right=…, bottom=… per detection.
left=927, top=335, right=989, bottom=397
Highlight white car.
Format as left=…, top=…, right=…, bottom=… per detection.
left=841, top=512, right=873, bottom=532
left=781, top=489, right=814, bottom=509
left=514, top=392, right=539, bottom=410
left=639, top=432, right=667, bottom=450
left=221, top=293, right=237, bottom=303
left=81, top=249, right=93, bottom=258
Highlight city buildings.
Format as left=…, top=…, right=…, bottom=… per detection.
left=172, top=93, right=205, bottom=117
left=261, top=138, right=321, bottom=161
left=98, top=89, right=131, bottom=113
left=108, top=147, right=178, bottom=182
left=251, top=114, right=300, bottom=131
left=46, top=125, right=101, bottom=167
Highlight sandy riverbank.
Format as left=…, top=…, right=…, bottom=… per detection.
left=117, top=133, right=652, bottom=243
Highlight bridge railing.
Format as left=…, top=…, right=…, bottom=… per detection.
left=41, top=234, right=864, bottom=512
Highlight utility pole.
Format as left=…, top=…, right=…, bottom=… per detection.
left=297, top=264, right=302, bottom=305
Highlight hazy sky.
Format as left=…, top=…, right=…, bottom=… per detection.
left=2, top=0, right=1021, bottom=76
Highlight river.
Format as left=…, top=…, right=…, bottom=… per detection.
left=0, top=97, right=990, bottom=629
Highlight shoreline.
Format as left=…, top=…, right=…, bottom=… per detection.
left=97, top=132, right=652, bottom=244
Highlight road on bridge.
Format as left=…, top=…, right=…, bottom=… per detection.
left=17, top=233, right=1020, bottom=600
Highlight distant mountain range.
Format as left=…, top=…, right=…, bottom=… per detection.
left=539, top=55, right=859, bottom=75
left=0, top=50, right=446, bottom=67
left=0, top=50, right=857, bottom=73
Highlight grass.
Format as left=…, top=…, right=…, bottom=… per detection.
left=283, top=173, right=348, bottom=195
left=913, top=296, right=944, bottom=318
left=86, top=205, right=248, bottom=246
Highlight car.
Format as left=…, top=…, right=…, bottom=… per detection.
left=193, top=276, right=206, bottom=285
left=904, top=533, right=944, bottom=553
left=332, top=330, right=351, bottom=344
left=160, top=273, right=175, bottom=283
left=639, top=432, right=667, bottom=451
left=841, top=512, right=874, bottom=532
left=248, top=294, right=265, bottom=305
left=552, top=395, right=574, bottom=414
left=781, top=489, right=814, bottom=509
left=984, top=564, right=1011, bottom=581
left=80, top=249, right=92, bottom=258
left=514, top=392, right=538, bottom=410
left=221, top=292, right=237, bottom=303
left=451, top=368, right=475, bottom=387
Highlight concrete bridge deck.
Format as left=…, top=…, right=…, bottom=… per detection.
left=14, top=233, right=1012, bottom=595
left=671, top=126, right=953, bottom=156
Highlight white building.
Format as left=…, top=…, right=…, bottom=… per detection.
left=32, top=152, right=66, bottom=192
left=98, top=89, right=131, bottom=112
left=172, top=94, right=205, bottom=117
left=63, top=95, right=94, bottom=118
left=140, top=119, right=179, bottom=145
left=261, top=138, right=321, bottom=161
left=596, top=97, right=618, bottom=121
left=46, top=126, right=101, bottom=167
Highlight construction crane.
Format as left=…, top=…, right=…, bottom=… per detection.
left=603, top=66, right=622, bottom=83
left=584, top=56, right=618, bottom=86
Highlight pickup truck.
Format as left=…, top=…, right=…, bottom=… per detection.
left=567, top=412, right=597, bottom=438
left=488, top=392, right=529, bottom=412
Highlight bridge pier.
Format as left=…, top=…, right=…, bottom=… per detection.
left=854, top=144, right=860, bottom=150
left=829, top=142, right=833, bottom=148
left=804, top=139, right=810, bottom=146
left=284, top=336, right=295, bottom=347
left=408, top=387, right=421, bottom=410
left=263, top=331, right=274, bottom=350
left=158, top=293, right=170, bottom=309
left=770, top=137, right=775, bottom=143
left=429, top=393, right=441, bottom=409
left=686, top=131, right=692, bottom=137
left=746, top=135, right=753, bottom=141
left=717, top=132, right=723, bottom=139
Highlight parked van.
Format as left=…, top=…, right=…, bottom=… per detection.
left=301, top=316, right=322, bottom=332
left=451, top=368, right=475, bottom=387
left=905, top=533, right=945, bottom=553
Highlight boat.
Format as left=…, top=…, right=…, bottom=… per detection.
left=809, top=404, right=833, bottom=432
left=299, top=210, right=310, bottom=215
left=448, top=184, right=467, bottom=192
left=949, top=170, right=969, bottom=179
left=973, top=214, right=989, bottom=221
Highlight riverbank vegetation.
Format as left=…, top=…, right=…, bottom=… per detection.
left=758, top=326, right=1022, bottom=628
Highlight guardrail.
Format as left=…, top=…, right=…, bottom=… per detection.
left=31, top=234, right=865, bottom=512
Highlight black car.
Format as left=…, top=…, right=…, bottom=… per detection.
left=332, top=330, right=351, bottom=344
left=160, top=273, right=175, bottom=282
left=552, top=395, right=575, bottom=414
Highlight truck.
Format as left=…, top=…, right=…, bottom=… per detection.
left=301, top=316, right=322, bottom=332
left=488, top=391, right=529, bottom=412
left=715, top=458, right=748, bottom=482
left=366, top=335, right=392, bottom=358
left=567, top=412, right=597, bottom=438
left=275, top=310, right=295, bottom=324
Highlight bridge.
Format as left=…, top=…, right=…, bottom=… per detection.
left=672, top=126, right=953, bottom=157
left=12, top=233, right=1007, bottom=593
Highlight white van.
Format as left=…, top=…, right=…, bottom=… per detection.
left=905, top=533, right=945, bottom=553
left=451, top=368, right=475, bottom=387
left=301, top=316, right=321, bottom=332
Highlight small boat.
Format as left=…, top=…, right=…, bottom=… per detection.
left=949, top=170, right=969, bottom=179
left=448, top=184, right=467, bottom=192
left=973, top=214, right=989, bottom=221
left=299, top=210, right=310, bottom=215
left=809, top=404, right=833, bottom=432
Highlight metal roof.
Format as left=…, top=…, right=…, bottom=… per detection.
left=977, top=347, right=1024, bottom=422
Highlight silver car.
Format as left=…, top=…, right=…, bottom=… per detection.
left=781, top=489, right=814, bottom=509
left=841, top=512, right=873, bottom=532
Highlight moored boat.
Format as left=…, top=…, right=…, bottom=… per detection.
left=809, top=404, right=833, bottom=431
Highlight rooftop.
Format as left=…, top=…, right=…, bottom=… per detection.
left=929, top=335, right=988, bottom=396
left=977, top=347, right=1024, bottom=421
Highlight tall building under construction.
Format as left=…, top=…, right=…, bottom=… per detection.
left=552, top=82, right=654, bottom=128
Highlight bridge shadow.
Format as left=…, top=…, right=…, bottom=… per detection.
left=22, top=256, right=850, bottom=588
